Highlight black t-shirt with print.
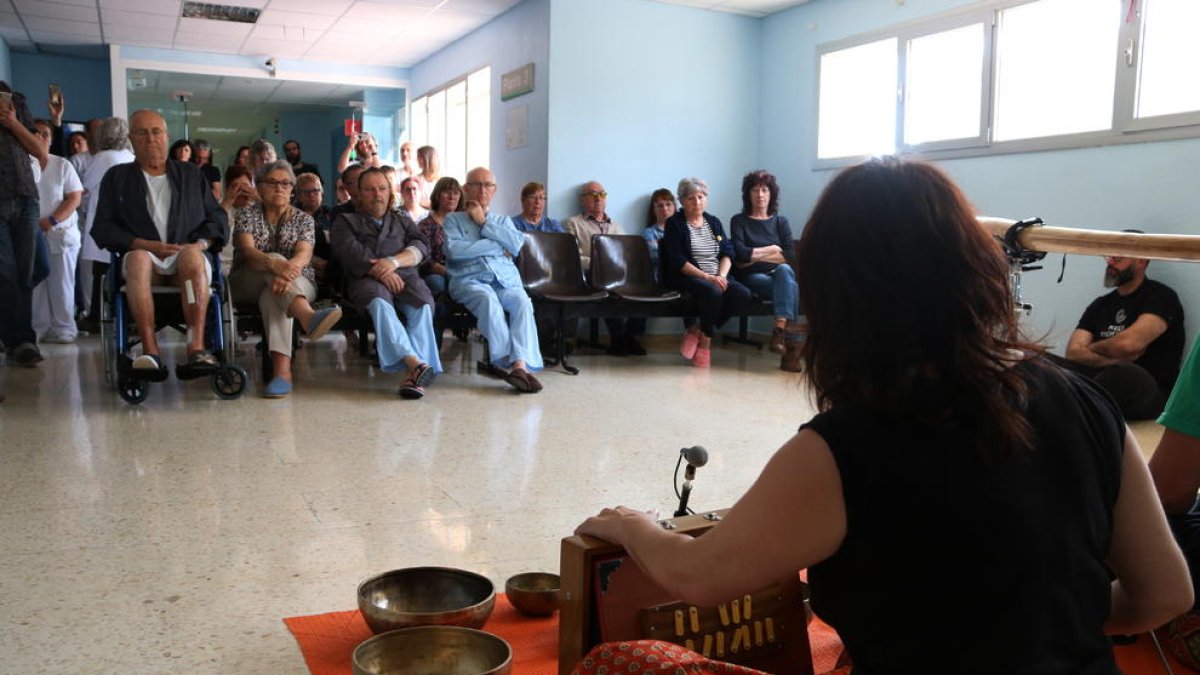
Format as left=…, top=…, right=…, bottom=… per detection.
left=1077, top=278, right=1185, bottom=393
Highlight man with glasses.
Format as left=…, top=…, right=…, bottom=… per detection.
left=91, top=109, right=228, bottom=375
left=563, top=180, right=647, bottom=356
left=1059, top=235, right=1184, bottom=419
left=445, top=167, right=544, bottom=393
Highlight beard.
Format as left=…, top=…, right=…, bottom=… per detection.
left=1103, top=265, right=1135, bottom=288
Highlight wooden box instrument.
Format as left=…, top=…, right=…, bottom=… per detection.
left=559, top=509, right=813, bottom=674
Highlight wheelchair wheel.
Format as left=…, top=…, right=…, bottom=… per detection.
left=211, top=364, right=248, bottom=400
left=118, top=376, right=148, bottom=405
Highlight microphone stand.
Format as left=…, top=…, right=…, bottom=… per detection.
left=674, top=463, right=697, bottom=518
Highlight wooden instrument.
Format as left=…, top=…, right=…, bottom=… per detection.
left=978, top=216, right=1200, bottom=262
left=559, top=509, right=813, bottom=675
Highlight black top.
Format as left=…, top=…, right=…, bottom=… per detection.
left=0, top=90, right=38, bottom=199
left=1077, top=278, right=1185, bottom=393
left=660, top=211, right=734, bottom=287
left=291, top=161, right=320, bottom=181
left=91, top=159, right=228, bottom=253
left=802, top=358, right=1124, bottom=675
left=198, top=162, right=221, bottom=186
left=729, top=213, right=794, bottom=276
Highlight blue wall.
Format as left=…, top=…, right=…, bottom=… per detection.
left=762, top=0, right=1200, bottom=353
left=547, top=0, right=761, bottom=232
left=279, top=107, right=353, bottom=205
left=11, top=52, right=111, bottom=122
left=411, top=0, right=551, bottom=216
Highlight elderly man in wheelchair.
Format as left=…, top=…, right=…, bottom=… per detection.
left=91, top=110, right=243, bottom=401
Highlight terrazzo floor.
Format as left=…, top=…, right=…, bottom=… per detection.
left=0, top=330, right=826, bottom=674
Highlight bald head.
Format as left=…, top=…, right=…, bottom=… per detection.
left=463, top=167, right=497, bottom=210
left=129, top=109, right=169, bottom=172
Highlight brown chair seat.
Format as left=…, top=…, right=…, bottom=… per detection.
left=518, top=232, right=609, bottom=303
left=590, top=234, right=681, bottom=302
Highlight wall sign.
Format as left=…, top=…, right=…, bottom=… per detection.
left=501, top=63, right=535, bottom=101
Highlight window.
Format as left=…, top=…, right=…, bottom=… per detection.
left=817, top=38, right=897, bottom=158
left=408, top=66, right=491, bottom=181
left=992, top=0, right=1119, bottom=141
left=814, top=0, right=1200, bottom=164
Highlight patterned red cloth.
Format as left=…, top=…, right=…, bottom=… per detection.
left=570, top=640, right=771, bottom=674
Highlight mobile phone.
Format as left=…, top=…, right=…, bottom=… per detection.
left=49, top=83, right=62, bottom=106
left=0, top=91, right=12, bottom=107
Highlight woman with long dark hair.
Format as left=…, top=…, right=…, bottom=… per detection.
left=575, top=157, right=1190, bottom=674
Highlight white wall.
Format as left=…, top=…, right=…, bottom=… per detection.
left=411, top=0, right=551, bottom=216
left=761, top=0, right=1200, bottom=353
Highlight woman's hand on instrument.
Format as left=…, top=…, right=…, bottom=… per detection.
left=575, top=506, right=658, bottom=545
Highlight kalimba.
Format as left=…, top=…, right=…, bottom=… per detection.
left=559, top=509, right=813, bottom=675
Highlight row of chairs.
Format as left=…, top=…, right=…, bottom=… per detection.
left=518, top=232, right=774, bottom=374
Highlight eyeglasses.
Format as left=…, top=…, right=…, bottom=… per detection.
left=466, top=181, right=497, bottom=190
left=297, top=188, right=322, bottom=195
left=260, top=179, right=294, bottom=190
left=582, top=191, right=607, bottom=199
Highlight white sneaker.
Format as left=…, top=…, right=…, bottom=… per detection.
left=42, top=334, right=77, bottom=344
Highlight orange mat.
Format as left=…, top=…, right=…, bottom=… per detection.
left=284, top=597, right=1195, bottom=675
left=285, top=594, right=558, bottom=675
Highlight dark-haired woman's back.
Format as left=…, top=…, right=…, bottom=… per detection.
left=806, top=358, right=1123, bottom=674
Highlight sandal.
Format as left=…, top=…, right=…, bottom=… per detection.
left=398, top=362, right=436, bottom=399
left=504, top=367, right=543, bottom=394
left=187, top=350, right=219, bottom=367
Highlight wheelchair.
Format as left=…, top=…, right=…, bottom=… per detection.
left=100, top=250, right=249, bottom=404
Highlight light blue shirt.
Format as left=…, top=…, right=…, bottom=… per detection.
left=512, top=214, right=563, bottom=233
left=444, top=211, right=526, bottom=289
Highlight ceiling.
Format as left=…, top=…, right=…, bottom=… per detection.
left=0, top=0, right=812, bottom=67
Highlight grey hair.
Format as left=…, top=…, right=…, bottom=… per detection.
left=676, top=177, right=709, bottom=200
left=254, top=160, right=295, bottom=184
left=249, top=138, right=277, bottom=162
left=95, top=116, right=131, bottom=152
left=295, top=172, right=322, bottom=189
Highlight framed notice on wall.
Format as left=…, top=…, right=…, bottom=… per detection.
left=501, top=63, right=535, bottom=101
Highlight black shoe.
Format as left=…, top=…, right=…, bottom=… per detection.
left=11, top=342, right=43, bottom=367
left=606, top=338, right=629, bottom=357
left=626, top=336, right=647, bottom=356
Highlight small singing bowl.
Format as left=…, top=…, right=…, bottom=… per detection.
left=352, top=626, right=513, bottom=675
left=358, top=567, right=496, bottom=634
left=504, top=572, right=561, bottom=617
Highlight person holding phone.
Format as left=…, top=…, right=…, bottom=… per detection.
left=0, top=82, right=50, bottom=367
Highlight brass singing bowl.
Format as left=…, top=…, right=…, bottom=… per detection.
left=504, top=572, right=561, bottom=617
left=358, top=567, right=496, bottom=634
left=352, top=626, right=513, bottom=675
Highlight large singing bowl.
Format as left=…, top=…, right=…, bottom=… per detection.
left=352, top=626, right=513, bottom=675
left=358, top=567, right=496, bottom=634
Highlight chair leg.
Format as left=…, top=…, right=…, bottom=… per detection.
left=558, top=306, right=579, bottom=375
left=722, top=315, right=764, bottom=349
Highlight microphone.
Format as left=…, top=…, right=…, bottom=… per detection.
left=675, top=446, right=709, bottom=517
left=682, top=445, right=708, bottom=471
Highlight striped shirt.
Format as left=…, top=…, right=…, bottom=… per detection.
left=688, top=220, right=720, bottom=274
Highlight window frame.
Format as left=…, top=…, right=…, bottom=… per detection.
left=408, top=65, right=491, bottom=179
left=813, top=0, right=1200, bottom=169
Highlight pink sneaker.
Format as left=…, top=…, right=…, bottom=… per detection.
left=692, top=347, right=711, bottom=368
left=680, top=330, right=700, bottom=360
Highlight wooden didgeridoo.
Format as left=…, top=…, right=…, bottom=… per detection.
left=978, top=216, right=1200, bottom=263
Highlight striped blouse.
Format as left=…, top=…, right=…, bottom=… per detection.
left=687, top=220, right=721, bottom=274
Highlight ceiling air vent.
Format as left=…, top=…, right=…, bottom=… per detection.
left=181, top=2, right=261, bottom=24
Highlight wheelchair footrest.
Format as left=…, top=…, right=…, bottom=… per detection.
left=175, top=362, right=219, bottom=381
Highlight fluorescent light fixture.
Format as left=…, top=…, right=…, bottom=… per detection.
left=181, top=2, right=261, bottom=24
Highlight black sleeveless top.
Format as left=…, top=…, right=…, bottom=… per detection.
left=801, top=359, right=1124, bottom=675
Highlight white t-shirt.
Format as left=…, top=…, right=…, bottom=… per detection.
left=143, top=170, right=172, bottom=244
left=37, top=155, right=83, bottom=228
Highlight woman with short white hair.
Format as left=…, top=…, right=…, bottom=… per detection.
left=659, top=177, right=752, bottom=368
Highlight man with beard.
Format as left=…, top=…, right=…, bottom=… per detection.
left=1061, top=232, right=1184, bottom=419
left=282, top=139, right=320, bottom=183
